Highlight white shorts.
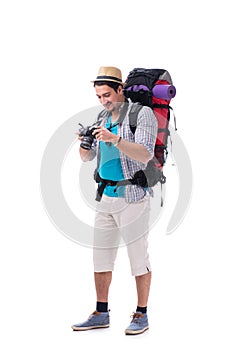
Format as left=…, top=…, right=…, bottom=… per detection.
left=93, top=194, right=151, bottom=276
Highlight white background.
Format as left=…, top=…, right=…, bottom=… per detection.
left=1, top=0, right=234, bottom=349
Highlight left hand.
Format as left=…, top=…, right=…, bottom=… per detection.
left=92, top=126, right=117, bottom=143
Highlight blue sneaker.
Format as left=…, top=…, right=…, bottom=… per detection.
left=71, top=311, right=110, bottom=331
left=125, top=312, right=149, bottom=335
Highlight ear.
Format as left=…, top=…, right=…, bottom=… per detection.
left=117, top=85, right=123, bottom=95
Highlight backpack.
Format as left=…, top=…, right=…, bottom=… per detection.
left=93, top=68, right=177, bottom=203
left=123, top=68, right=177, bottom=190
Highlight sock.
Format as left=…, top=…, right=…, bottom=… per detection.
left=96, top=301, right=108, bottom=313
left=136, top=306, right=147, bottom=314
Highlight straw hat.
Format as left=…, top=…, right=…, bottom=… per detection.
left=91, top=66, right=123, bottom=85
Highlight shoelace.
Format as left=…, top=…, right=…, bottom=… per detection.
left=130, top=312, right=143, bottom=325
left=88, top=311, right=99, bottom=320
left=88, top=310, right=110, bottom=320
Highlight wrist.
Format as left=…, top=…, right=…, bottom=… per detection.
left=112, top=135, right=122, bottom=147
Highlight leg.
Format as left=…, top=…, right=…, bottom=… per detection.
left=71, top=270, right=112, bottom=331
left=135, top=271, right=152, bottom=307
left=71, top=197, right=119, bottom=331
left=93, top=196, right=121, bottom=305
left=118, top=195, right=152, bottom=308
left=120, top=195, right=151, bottom=277
left=94, top=271, right=112, bottom=302
left=125, top=271, right=151, bottom=335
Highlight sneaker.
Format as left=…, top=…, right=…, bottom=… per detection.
left=125, top=312, right=149, bottom=335
left=71, top=311, right=110, bottom=331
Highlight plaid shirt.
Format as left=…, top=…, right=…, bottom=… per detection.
left=91, top=102, right=157, bottom=203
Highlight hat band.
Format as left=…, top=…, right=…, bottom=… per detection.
left=96, top=75, right=122, bottom=83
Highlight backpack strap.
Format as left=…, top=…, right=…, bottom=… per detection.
left=97, top=108, right=109, bottom=122
left=128, top=103, right=144, bottom=135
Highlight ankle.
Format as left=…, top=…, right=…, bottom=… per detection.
left=96, top=301, right=108, bottom=313
left=136, top=306, right=147, bottom=314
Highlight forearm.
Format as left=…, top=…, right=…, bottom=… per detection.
left=79, top=147, right=96, bottom=162
left=113, top=135, right=151, bottom=164
left=92, top=126, right=152, bottom=164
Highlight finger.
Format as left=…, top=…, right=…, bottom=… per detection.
left=96, top=132, right=103, bottom=140
left=75, top=133, right=83, bottom=140
left=92, top=128, right=99, bottom=135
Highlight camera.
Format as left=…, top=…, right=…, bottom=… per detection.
left=78, top=120, right=101, bottom=150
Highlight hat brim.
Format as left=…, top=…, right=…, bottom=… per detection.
left=91, top=78, right=124, bottom=85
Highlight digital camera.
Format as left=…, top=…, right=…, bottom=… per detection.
left=78, top=120, right=101, bottom=150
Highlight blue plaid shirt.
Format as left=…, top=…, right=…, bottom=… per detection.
left=90, top=102, right=157, bottom=203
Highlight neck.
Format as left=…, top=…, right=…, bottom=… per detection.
left=111, top=112, right=119, bottom=122
left=111, top=100, right=125, bottom=122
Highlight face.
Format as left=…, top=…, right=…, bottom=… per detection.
left=95, top=84, right=124, bottom=113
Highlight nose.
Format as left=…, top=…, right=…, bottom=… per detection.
left=100, top=96, right=108, bottom=105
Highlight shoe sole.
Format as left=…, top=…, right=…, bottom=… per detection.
left=125, top=326, right=149, bottom=335
left=72, top=324, right=110, bottom=331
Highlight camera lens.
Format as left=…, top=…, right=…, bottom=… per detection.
left=80, top=135, right=94, bottom=150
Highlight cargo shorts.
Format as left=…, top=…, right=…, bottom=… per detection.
left=93, top=193, right=151, bottom=276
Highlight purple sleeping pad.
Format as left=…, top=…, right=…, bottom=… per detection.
left=126, top=84, right=176, bottom=99
left=152, top=84, right=176, bottom=99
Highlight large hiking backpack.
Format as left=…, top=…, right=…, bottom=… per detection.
left=123, top=67, right=177, bottom=184
left=93, top=68, right=177, bottom=203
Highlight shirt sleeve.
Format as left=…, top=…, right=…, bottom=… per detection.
left=134, top=106, right=158, bottom=158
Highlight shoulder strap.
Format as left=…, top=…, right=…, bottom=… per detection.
left=128, top=103, right=144, bottom=134
left=97, top=109, right=109, bottom=122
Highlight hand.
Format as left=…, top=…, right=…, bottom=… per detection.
left=92, top=126, right=118, bottom=144
left=75, top=132, right=84, bottom=142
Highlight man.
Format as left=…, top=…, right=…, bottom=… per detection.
left=72, top=66, right=157, bottom=335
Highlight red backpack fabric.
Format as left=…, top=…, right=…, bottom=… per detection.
left=124, top=68, right=177, bottom=172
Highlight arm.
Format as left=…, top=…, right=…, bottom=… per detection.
left=77, top=110, right=108, bottom=162
left=93, top=127, right=149, bottom=163
left=77, top=135, right=96, bottom=162
left=95, top=128, right=150, bottom=163
left=79, top=146, right=96, bottom=162
left=113, top=135, right=151, bottom=164
left=92, top=107, right=157, bottom=164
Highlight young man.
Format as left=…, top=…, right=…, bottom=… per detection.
left=72, top=66, right=157, bottom=335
